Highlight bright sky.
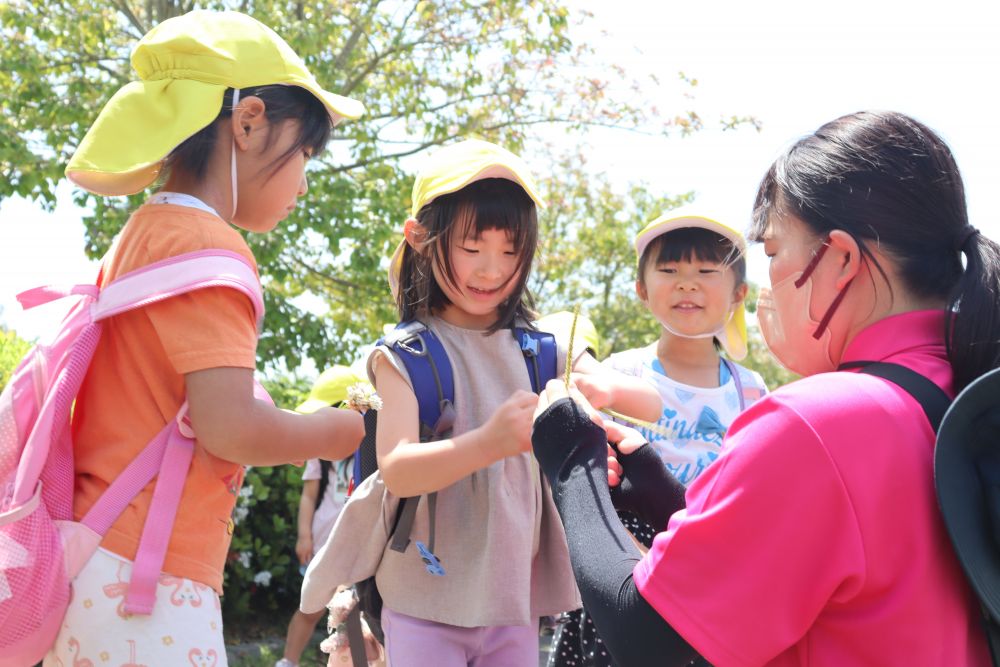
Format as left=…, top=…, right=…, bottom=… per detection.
left=2, top=0, right=998, bottom=340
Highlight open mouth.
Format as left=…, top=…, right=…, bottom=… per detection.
left=468, top=285, right=502, bottom=297
left=673, top=301, right=702, bottom=311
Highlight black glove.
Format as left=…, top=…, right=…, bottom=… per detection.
left=531, top=397, right=608, bottom=483
left=608, top=442, right=686, bottom=530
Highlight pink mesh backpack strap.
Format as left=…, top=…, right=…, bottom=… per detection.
left=123, top=407, right=195, bottom=615
left=81, top=250, right=266, bottom=615
left=91, top=249, right=265, bottom=326
left=77, top=407, right=195, bottom=615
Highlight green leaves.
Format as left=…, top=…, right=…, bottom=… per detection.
left=2, top=0, right=760, bottom=378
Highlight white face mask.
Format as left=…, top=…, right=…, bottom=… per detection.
left=756, top=240, right=853, bottom=376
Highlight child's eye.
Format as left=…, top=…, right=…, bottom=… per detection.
left=460, top=246, right=479, bottom=254
left=699, top=268, right=719, bottom=274
left=658, top=266, right=676, bottom=274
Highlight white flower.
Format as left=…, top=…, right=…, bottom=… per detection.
left=347, top=383, right=383, bottom=411
left=239, top=484, right=254, bottom=499
left=237, top=551, right=251, bottom=569
left=233, top=505, right=249, bottom=525
left=253, top=571, right=272, bottom=587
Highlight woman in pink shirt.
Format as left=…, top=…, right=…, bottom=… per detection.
left=531, top=110, right=1000, bottom=666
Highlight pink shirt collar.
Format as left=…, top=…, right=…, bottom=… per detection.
left=839, top=309, right=953, bottom=396
left=840, top=309, right=947, bottom=365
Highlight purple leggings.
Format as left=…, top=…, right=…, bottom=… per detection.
left=382, top=607, right=538, bottom=667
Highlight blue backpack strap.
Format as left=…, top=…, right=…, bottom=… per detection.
left=515, top=327, right=558, bottom=392
left=381, top=321, right=454, bottom=569
left=385, top=321, right=456, bottom=439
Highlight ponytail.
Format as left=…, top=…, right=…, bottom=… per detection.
left=947, top=230, right=1000, bottom=391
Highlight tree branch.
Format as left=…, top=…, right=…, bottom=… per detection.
left=112, top=0, right=147, bottom=35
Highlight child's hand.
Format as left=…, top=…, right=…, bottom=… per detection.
left=483, top=389, right=539, bottom=457
left=295, top=534, right=313, bottom=565
left=605, top=419, right=648, bottom=487
left=569, top=371, right=614, bottom=411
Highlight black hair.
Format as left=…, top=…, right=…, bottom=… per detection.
left=637, top=227, right=746, bottom=287
left=750, top=110, right=1000, bottom=391
left=396, top=178, right=538, bottom=334
left=164, top=85, right=332, bottom=182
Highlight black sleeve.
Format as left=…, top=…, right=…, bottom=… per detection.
left=532, top=398, right=701, bottom=667
left=608, top=441, right=687, bottom=530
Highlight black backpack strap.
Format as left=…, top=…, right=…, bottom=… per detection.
left=982, top=603, right=1000, bottom=666
left=843, top=360, right=951, bottom=433
left=344, top=603, right=367, bottom=667
left=316, top=459, right=332, bottom=511
left=845, top=362, right=1000, bottom=662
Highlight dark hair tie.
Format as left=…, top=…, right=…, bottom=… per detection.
left=955, top=225, right=980, bottom=251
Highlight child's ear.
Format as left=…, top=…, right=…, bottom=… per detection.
left=230, top=95, right=267, bottom=151
left=403, top=218, right=428, bottom=252
left=732, top=282, right=749, bottom=305
left=635, top=279, right=648, bottom=303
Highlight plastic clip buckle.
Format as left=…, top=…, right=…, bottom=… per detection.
left=415, top=541, right=445, bottom=576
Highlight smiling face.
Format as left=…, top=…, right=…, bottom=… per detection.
left=638, top=255, right=743, bottom=338
left=432, top=217, right=523, bottom=329
left=636, top=227, right=747, bottom=340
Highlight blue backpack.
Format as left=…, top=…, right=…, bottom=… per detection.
left=348, top=320, right=557, bottom=645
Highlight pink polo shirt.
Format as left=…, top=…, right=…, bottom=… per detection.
left=633, top=310, right=990, bottom=666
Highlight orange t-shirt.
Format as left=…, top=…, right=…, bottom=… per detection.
left=72, top=202, right=259, bottom=591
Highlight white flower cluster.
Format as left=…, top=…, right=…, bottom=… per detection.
left=347, top=382, right=383, bottom=411
left=232, top=504, right=249, bottom=525
left=253, top=570, right=272, bottom=587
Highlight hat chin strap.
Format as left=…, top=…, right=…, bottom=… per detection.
left=230, top=89, right=240, bottom=222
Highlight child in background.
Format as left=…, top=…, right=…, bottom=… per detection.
left=550, top=210, right=767, bottom=667
left=363, top=139, right=662, bottom=667
left=276, top=366, right=367, bottom=667
left=50, top=11, right=365, bottom=666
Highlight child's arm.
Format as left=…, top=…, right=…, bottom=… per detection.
left=374, top=358, right=537, bottom=497
left=185, top=367, right=365, bottom=466
left=571, top=353, right=662, bottom=423
left=296, top=478, right=320, bottom=565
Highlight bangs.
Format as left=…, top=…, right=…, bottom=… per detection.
left=267, top=86, right=332, bottom=173
left=649, top=227, right=741, bottom=266
left=639, top=227, right=746, bottom=284
left=442, top=178, right=536, bottom=264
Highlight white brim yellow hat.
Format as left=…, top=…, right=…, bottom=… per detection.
left=634, top=208, right=749, bottom=360
left=387, top=139, right=545, bottom=300
left=295, top=365, right=368, bottom=414
left=65, top=10, right=364, bottom=196
left=536, top=311, right=602, bottom=360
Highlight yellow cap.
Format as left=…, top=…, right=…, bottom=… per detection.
left=295, top=365, right=368, bottom=414
left=634, top=208, right=749, bottom=360
left=388, top=139, right=545, bottom=300
left=536, top=311, right=602, bottom=359
left=634, top=208, right=747, bottom=261
left=65, top=10, right=364, bottom=196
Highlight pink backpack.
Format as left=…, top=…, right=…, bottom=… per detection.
left=0, top=249, right=269, bottom=667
